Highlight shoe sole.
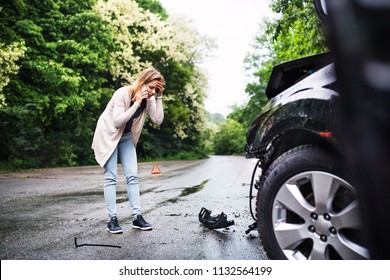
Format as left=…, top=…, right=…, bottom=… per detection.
left=107, top=228, right=123, bottom=234
left=132, top=225, right=153, bottom=231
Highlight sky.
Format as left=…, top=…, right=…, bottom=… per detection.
left=159, top=0, right=275, bottom=117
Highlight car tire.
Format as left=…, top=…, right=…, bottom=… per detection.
left=256, top=145, right=370, bottom=260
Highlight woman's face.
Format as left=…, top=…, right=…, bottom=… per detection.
left=145, top=80, right=159, bottom=98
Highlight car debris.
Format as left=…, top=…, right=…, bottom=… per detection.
left=198, top=207, right=235, bottom=229
left=74, top=237, right=121, bottom=249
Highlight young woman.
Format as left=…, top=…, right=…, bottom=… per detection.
left=92, top=67, right=164, bottom=233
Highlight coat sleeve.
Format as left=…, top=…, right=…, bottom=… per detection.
left=112, top=88, right=140, bottom=129
left=146, top=96, right=164, bottom=125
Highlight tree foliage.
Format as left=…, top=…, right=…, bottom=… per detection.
left=213, top=118, right=246, bottom=155
left=212, top=0, right=328, bottom=155
left=0, top=41, right=26, bottom=105
left=243, top=0, right=327, bottom=126
left=0, top=0, right=215, bottom=168
left=0, top=0, right=330, bottom=165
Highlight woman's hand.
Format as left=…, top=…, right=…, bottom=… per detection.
left=134, top=86, right=149, bottom=104
left=156, top=80, right=164, bottom=97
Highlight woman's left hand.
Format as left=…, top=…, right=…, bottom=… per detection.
left=156, top=81, right=164, bottom=97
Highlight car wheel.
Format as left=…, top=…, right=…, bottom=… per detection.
left=256, top=145, right=370, bottom=260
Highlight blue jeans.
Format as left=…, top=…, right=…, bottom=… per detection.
left=103, top=133, right=141, bottom=219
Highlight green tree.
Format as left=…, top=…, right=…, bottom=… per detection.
left=1, top=0, right=116, bottom=167
left=135, top=0, right=168, bottom=20
left=93, top=1, right=215, bottom=160
left=230, top=0, right=327, bottom=129
left=0, top=41, right=26, bottom=105
left=0, top=0, right=215, bottom=168
left=213, top=118, right=246, bottom=155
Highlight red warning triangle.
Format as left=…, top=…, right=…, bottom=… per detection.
left=151, top=163, right=161, bottom=174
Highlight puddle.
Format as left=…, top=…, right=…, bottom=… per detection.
left=180, top=179, right=209, bottom=197
left=161, top=197, right=180, bottom=205
left=140, top=187, right=158, bottom=195
left=116, top=197, right=128, bottom=204
left=55, top=191, right=103, bottom=198
left=152, top=179, right=210, bottom=209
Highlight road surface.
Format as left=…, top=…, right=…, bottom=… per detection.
left=0, top=155, right=267, bottom=260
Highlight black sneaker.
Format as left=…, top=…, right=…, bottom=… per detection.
left=132, top=215, right=153, bottom=230
left=106, top=216, right=123, bottom=234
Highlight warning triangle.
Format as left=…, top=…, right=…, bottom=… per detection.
left=151, top=163, right=161, bottom=174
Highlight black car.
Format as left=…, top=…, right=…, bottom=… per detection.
left=245, top=51, right=370, bottom=260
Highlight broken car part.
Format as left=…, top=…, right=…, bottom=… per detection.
left=198, top=207, right=234, bottom=229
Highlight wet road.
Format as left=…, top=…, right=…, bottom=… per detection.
left=0, top=155, right=267, bottom=260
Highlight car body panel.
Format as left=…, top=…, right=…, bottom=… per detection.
left=245, top=55, right=342, bottom=162
left=265, top=52, right=334, bottom=99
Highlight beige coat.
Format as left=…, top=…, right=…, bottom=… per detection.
left=91, top=86, right=164, bottom=167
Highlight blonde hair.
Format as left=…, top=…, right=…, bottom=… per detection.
left=131, top=67, right=164, bottom=101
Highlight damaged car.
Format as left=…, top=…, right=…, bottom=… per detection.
left=244, top=1, right=371, bottom=259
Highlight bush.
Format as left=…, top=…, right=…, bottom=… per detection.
left=213, top=118, right=246, bottom=155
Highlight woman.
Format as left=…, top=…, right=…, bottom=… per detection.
left=92, top=67, right=164, bottom=233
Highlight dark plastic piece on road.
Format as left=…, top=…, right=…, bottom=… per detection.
left=245, top=222, right=258, bottom=234
left=198, top=207, right=234, bottom=229
left=74, top=237, right=121, bottom=249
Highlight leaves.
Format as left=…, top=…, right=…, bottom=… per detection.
left=0, top=41, right=26, bottom=103
left=237, top=0, right=327, bottom=127
left=0, top=0, right=214, bottom=168
left=213, top=0, right=328, bottom=154
left=213, top=118, right=246, bottom=155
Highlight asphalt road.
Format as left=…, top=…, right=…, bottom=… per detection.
left=0, top=155, right=267, bottom=260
